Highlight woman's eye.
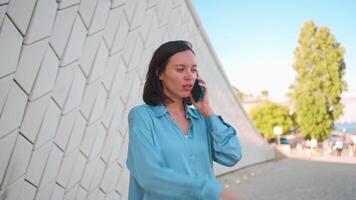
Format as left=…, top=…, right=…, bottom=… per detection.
left=192, top=69, right=197, bottom=73
left=177, top=68, right=184, bottom=72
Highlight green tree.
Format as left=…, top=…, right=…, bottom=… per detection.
left=260, top=90, right=269, bottom=99
left=289, top=21, right=347, bottom=141
left=236, top=90, right=246, bottom=100
left=249, top=101, right=293, bottom=141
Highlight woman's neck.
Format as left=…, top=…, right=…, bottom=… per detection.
left=165, top=99, right=185, bottom=115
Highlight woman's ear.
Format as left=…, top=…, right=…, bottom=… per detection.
left=156, top=69, right=163, bottom=80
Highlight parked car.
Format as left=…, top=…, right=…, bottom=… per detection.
left=280, top=137, right=289, bottom=144
left=270, top=137, right=290, bottom=144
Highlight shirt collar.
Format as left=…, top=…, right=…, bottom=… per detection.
left=151, top=104, right=168, bottom=117
left=184, top=102, right=199, bottom=119
left=151, top=102, right=199, bottom=119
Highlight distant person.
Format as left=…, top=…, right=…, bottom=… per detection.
left=335, top=138, right=343, bottom=156
left=352, top=133, right=356, bottom=156
left=126, top=40, right=242, bottom=200
left=304, top=139, right=312, bottom=157
left=323, top=140, right=332, bottom=157
left=310, top=138, right=318, bottom=155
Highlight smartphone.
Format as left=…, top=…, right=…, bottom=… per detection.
left=191, top=79, right=204, bottom=102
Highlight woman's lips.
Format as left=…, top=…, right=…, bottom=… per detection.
left=182, top=84, right=193, bottom=91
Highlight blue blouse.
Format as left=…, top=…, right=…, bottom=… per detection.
left=126, top=103, right=242, bottom=200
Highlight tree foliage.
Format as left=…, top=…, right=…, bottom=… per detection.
left=260, top=90, right=269, bottom=99
left=249, top=101, right=293, bottom=141
left=236, top=90, right=246, bottom=100
left=289, top=21, right=347, bottom=141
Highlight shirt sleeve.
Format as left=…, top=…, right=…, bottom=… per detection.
left=126, top=107, right=223, bottom=200
left=205, top=115, right=242, bottom=167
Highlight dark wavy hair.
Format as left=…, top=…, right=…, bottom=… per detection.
left=143, top=40, right=195, bottom=106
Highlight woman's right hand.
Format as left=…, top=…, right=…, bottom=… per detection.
left=220, top=188, right=242, bottom=200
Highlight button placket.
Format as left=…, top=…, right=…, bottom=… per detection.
left=166, top=113, right=190, bottom=143
left=187, top=120, right=195, bottom=162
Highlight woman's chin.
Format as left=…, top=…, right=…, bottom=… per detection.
left=171, top=91, right=190, bottom=99
left=183, top=91, right=191, bottom=96
left=183, top=94, right=191, bottom=99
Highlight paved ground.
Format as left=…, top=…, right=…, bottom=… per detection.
left=287, top=146, right=356, bottom=164
left=218, top=158, right=356, bottom=200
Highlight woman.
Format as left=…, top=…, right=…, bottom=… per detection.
left=126, top=40, right=242, bottom=200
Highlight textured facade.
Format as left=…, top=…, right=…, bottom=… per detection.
left=0, top=0, right=273, bottom=199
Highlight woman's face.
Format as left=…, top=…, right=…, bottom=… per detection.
left=159, top=50, right=197, bottom=101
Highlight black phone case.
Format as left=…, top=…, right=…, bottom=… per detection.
left=191, top=80, right=204, bottom=102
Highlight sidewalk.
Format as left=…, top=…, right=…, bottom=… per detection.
left=275, top=144, right=356, bottom=164
left=218, top=158, right=356, bottom=200
left=217, top=145, right=356, bottom=199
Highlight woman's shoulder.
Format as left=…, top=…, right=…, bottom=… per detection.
left=128, top=104, right=156, bottom=128
left=130, top=104, right=150, bottom=111
left=129, top=104, right=152, bottom=116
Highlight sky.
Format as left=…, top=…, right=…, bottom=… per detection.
left=192, top=0, right=356, bottom=102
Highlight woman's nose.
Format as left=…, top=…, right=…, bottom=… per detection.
left=185, top=70, right=196, bottom=80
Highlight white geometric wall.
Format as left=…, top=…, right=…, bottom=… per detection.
left=0, top=0, right=273, bottom=199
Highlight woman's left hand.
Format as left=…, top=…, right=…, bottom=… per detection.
left=189, top=77, right=214, bottom=117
